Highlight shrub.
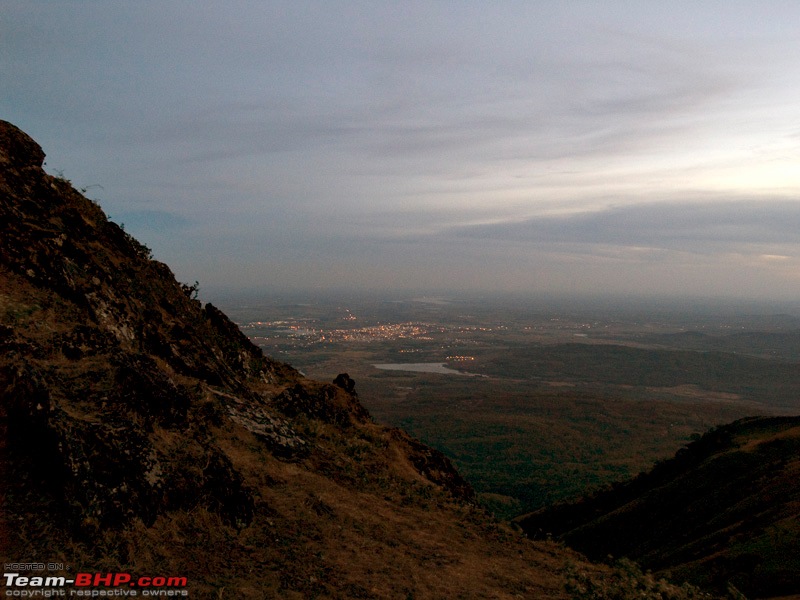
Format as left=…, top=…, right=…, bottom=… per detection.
left=565, top=558, right=733, bottom=600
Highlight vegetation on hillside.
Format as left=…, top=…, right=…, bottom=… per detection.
left=519, top=416, right=800, bottom=598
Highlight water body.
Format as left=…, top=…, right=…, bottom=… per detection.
left=372, top=362, right=473, bottom=376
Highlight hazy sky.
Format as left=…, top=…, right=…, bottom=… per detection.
left=4, top=1, right=800, bottom=301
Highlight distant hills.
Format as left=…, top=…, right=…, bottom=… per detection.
left=642, top=329, right=800, bottom=361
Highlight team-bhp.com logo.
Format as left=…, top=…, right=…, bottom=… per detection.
left=3, top=571, right=189, bottom=597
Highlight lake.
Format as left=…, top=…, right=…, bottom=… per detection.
left=372, top=362, right=473, bottom=376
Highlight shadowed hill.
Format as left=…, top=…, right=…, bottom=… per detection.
left=517, top=416, right=800, bottom=598
left=0, top=120, right=600, bottom=598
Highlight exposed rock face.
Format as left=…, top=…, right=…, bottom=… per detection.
left=333, top=372, right=356, bottom=394
left=0, top=121, right=45, bottom=168
left=273, top=376, right=371, bottom=428
left=0, top=119, right=318, bottom=531
left=218, top=387, right=309, bottom=458
left=392, top=428, right=475, bottom=502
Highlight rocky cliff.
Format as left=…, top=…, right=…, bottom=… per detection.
left=0, top=120, right=592, bottom=598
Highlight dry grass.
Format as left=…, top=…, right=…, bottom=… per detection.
left=6, top=407, right=599, bottom=599
left=1, top=377, right=601, bottom=599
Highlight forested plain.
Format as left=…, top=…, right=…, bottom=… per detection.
left=220, top=294, right=799, bottom=518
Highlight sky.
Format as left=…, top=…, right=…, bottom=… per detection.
left=3, top=1, right=800, bottom=302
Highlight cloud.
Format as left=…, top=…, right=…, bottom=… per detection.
left=6, top=1, right=800, bottom=301
left=447, top=198, right=800, bottom=255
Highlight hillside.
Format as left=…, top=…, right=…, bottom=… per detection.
left=0, top=119, right=608, bottom=598
left=517, top=416, right=800, bottom=598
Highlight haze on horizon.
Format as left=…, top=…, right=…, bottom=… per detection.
left=3, top=2, right=800, bottom=302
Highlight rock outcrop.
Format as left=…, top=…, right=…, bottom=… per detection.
left=0, top=119, right=316, bottom=531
